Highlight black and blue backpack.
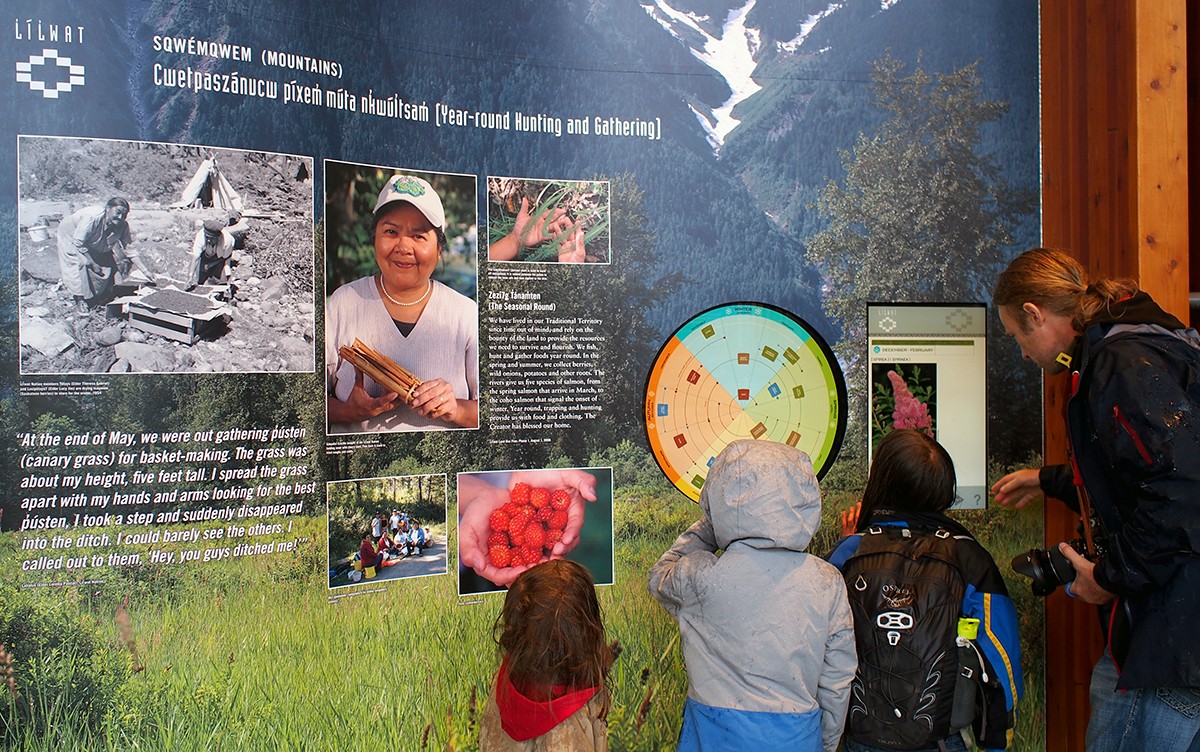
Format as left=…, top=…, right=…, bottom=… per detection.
left=840, top=526, right=993, bottom=750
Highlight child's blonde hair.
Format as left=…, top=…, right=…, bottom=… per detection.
left=493, top=559, right=612, bottom=707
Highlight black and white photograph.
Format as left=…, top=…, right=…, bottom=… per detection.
left=17, top=136, right=315, bottom=374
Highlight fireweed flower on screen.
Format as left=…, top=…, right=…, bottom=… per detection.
left=888, top=370, right=933, bottom=436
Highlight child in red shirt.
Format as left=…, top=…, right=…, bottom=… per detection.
left=480, top=559, right=614, bottom=751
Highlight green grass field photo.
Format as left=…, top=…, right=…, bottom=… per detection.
left=0, top=446, right=1048, bottom=751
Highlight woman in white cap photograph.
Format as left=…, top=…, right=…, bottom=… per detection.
left=325, top=164, right=478, bottom=433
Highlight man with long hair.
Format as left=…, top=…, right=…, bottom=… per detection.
left=991, top=247, right=1200, bottom=751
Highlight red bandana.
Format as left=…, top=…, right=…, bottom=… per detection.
left=494, top=658, right=599, bottom=741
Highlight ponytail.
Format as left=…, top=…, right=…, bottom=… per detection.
left=994, top=248, right=1137, bottom=332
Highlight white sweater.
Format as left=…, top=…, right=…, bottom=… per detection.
left=326, top=276, right=478, bottom=433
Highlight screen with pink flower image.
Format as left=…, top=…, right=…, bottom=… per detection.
left=867, top=304, right=987, bottom=509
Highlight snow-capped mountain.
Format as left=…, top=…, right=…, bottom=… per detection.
left=640, top=0, right=848, bottom=151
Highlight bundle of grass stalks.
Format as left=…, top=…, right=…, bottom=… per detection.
left=338, top=339, right=422, bottom=401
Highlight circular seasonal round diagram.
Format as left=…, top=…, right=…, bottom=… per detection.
left=644, top=302, right=848, bottom=501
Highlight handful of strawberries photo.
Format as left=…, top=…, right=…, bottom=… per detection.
left=486, top=482, right=573, bottom=568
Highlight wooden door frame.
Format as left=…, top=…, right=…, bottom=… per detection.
left=1039, top=2, right=1188, bottom=748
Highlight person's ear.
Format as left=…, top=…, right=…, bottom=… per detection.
left=1022, top=302, right=1042, bottom=326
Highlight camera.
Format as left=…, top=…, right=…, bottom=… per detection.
left=1011, top=538, right=1089, bottom=596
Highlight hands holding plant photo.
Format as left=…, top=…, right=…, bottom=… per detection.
left=489, top=197, right=585, bottom=263
left=486, top=178, right=609, bottom=263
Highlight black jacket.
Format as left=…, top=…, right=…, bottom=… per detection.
left=1039, top=292, right=1200, bottom=689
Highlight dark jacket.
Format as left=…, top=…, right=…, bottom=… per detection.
left=1039, top=292, right=1200, bottom=689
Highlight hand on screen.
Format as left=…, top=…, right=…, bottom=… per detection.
left=409, top=378, right=459, bottom=423
left=328, top=367, right=400, bottom=424
left=458, top=475, right=538, bottom=587
left=557, top=226, right=585, bottom=263
left=840, top=501, right=861, bottom=537
left=515, top=197, right=573, bottom=250
left=990, top=468, right=1042, bottom=509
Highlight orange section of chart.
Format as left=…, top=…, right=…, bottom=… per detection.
left=644, top=302, right=847, bottom=501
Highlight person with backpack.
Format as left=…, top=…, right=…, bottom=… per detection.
left=828, top=429, right=1022, bottom=752
left=649, top=440, right=857, bottom=752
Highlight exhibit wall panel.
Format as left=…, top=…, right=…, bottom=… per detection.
left=0, top=2, right=1044, bottom=749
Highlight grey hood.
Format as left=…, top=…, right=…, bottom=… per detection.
left=648, top=437, right=856, bottom=748
left=699, top=439, right=821, bottom=552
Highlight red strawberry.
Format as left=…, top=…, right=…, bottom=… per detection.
left=545, top=528, right=564, bottom=547
left=518, top=546, right=542, bottom=566
left=548, top=510, right=568, bottom=530
left=521, top=523, right=546, bottom=551
left=488, top=531, right=510, bottom=548
left=530, top=487, right=551, bottom=508
left=534, top=507, right=554, bottom=523
left=488, top=545, right=513, bottom=568
left=550, top=489, right=571, bottom=510
left=489, top=509, right=510, bottom=532
left=509, top=506, right=533, bottom=532
left=509, top=483, right=532, bottom=505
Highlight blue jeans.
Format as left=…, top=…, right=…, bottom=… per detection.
left=1087, top=650, right=1200, bottom=752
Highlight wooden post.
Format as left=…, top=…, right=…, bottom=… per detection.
left=1039, top=1, right=1188, bottom=749
left=1133, top=3, right=1189, bottom=310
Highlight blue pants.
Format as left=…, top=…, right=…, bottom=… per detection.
left=1087, top=650, right=1200, bottom=752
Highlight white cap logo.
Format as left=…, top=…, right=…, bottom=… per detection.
left=16, top=48, right=85, bottom=98
left=373, top=174, right=445, bottom=230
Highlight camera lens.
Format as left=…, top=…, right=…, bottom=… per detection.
left=1011, top=545, right=1076, bottom=596
left=1046, top=545, right=1077, bottom=585
left=1012, top=549, right=1054, bottom=596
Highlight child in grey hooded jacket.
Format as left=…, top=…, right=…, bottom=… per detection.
left=648, top=439, right=856, bottom=752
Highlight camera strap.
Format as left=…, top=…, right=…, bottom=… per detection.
left=1065, top=369, right=1101, bottom=558
left=1074, top=484, right=1098, bottom=558
left=1067, top=444, right=1099, bottom=557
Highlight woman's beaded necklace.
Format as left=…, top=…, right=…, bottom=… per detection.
left=379, top=275, right=431, bottom=307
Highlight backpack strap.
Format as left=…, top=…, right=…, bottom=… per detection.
left=863, top=525, right=969, bottom=542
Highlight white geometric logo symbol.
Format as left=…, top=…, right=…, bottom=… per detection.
left=16, top=48, right=85, bottom=98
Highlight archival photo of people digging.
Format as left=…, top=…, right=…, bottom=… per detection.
left=16, top=136, right=315, bottom=374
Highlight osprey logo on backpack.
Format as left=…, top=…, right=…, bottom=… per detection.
left=842, top=526, right=966, bottom=749
left=881, top=583, right=915, bottom=608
